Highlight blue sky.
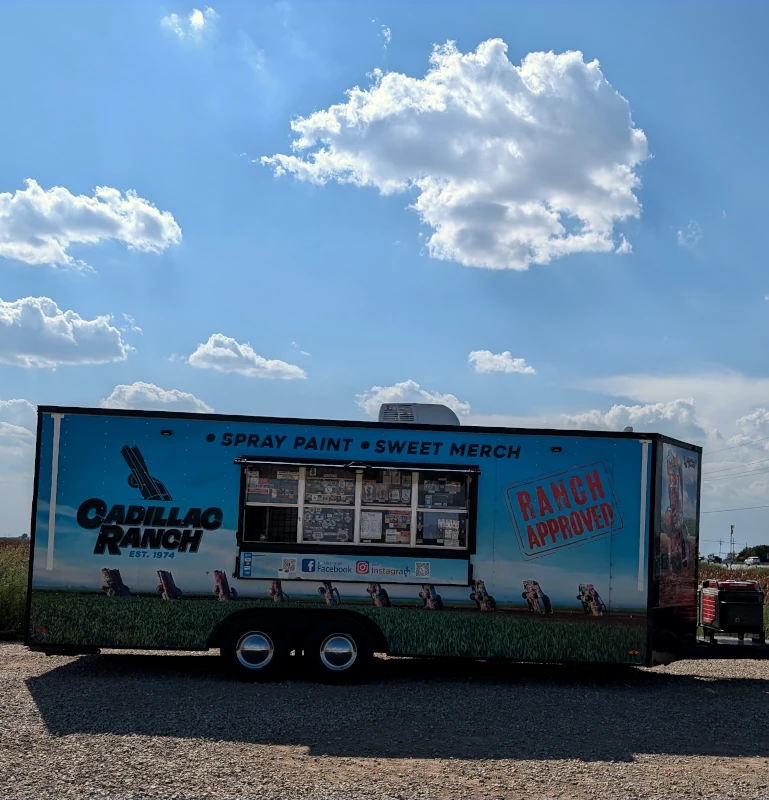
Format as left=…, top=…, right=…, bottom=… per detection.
left=2, top=0, right=769, bottom=553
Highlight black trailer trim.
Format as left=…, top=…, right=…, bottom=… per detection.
left=23, top=410, right=44, bottom=647
left=235, top=455, right=481, bottom=474
left=233, top=541, right=472, bottom=562
left=693, top=435, right=704, bottom=602
left=645, top=439, right=659, bottom=666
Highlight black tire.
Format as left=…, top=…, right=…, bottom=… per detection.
left=220, top=616, right=290, bottom=682
left=303, top=618, right=374, bottom=685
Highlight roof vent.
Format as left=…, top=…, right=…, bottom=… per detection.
left=378, top=403, right=460, bottom=426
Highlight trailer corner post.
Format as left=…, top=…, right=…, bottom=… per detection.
left=45, top=413, right=63, bottom=572
left=637, top=441, right=650, bottom=592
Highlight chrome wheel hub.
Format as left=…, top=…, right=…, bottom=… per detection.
left=236, top=632, right=274, bottom=670
left=319, top=633, right=357, bottom=671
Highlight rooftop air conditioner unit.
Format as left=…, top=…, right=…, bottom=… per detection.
left=378, top=403, right=460, bottom=426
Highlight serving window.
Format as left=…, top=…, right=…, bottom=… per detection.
left=239, top=461, right=476, bottom=552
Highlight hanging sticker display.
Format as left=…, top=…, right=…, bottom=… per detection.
left=302, top=508, right=353, bottom=542
left=304, top=472, right=355, bottom=505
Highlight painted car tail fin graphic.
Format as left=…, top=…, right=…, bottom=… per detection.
left=121, top=445, right=172, bottom=501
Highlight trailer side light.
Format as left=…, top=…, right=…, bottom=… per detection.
left=36, top=627, right=47, bottom=634
left=629, top=650, right=639, bottom=655
left=551, top=447, right=562, bottom=453
left=161, top=430, right=173, bottom=436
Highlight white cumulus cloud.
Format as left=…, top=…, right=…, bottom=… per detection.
left=188, top=334, right=306, bottom=379
left=0, top=179, right=181, bottom=268
left=0, top=398, right=35, bottom=430
left=0, top=399, right=36, bottom=534
left=0, top=421, right=34, bottom=460
left=468, top=350, right=535, bottom=375
left=161, top=6, right=217, bottom=41
left=734, top=408, right=769, bottom=439
left=615, top=235, right=632, bottom=255
left=101, top=382, right=213, bottom=413
left=562, top=399, right=707, bottom=442
left=0, top=399, right=36, bottom=460
left=262, top=39, right=647, bottom=270
left=380, top=25, right=391, bottom=50
left=0, top=296, right=130, bottom=367
left=355, top=379, right=471, bottom=417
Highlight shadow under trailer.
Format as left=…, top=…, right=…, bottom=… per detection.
left=24, top=403, right=769, bottom=683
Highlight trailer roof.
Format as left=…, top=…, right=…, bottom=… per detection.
left=35, top=405, right=702, bottom=453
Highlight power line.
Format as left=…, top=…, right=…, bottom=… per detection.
left=704, top=434, right=769, bottom=456
left=702, top=503, right=769, bottom=515
left=703, top=456, right=769, bottom=476
left=702, top=465, right=769, bottom=483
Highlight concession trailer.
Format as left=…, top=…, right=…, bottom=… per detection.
left=24, top=403, right=769, bottom=682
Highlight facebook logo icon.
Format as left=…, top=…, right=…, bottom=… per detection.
left=301, top=558, right=316, bottom=573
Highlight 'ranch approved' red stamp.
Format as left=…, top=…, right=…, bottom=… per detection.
left=504, top=462, right=624, bottom=559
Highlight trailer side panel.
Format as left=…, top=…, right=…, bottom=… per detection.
left=27, top=410, right=656, bottom=665
left=652, top=441, right=702, bottom=644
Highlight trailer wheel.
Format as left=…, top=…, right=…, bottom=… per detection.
left=220, top=617, right=290, bottom=682
left=303, top=618, right=373, bottom=684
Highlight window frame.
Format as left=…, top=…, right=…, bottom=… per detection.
left=235, top=456, right=479, bottom=560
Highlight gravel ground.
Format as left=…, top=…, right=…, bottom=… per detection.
left=1, top=642, right=769, bottom=800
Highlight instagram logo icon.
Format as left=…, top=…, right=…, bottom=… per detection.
left=355, top=561, right=370, bottom=575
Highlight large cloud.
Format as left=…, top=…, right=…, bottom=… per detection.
left=355, top=379, right=471, bottom=417
left=585, top=370, right=769, bottom=435
left=0, top=296, right=130, bottom=367
left=188, top=334, right=306, bottom=379
left=262, top=39, right=647, bottom=270
left=101, top=382, right=213, bottom=413
left=562, top=399, right=707, bottom=442
left=0, top=179, right=181, bottom=268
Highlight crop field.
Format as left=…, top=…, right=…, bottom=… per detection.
left=0, top=540, right=28, bottom=638
left=29, top=590, right=648, bottom=663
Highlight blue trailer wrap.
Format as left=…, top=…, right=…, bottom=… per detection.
left=25, top=407, right=703, bottom=670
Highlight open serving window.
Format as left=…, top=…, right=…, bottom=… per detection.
left=236, top=458, right=478, bottom=557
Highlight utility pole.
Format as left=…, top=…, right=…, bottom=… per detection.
left=730, top=524, right=735, bottom=570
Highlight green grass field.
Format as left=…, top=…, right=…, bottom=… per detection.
left=29, top=590, right=648, bottom=664
left=0, top=540, right=29, bottom=638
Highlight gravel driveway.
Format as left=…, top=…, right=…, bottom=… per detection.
left=1, top=642, right=768, bottom=800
